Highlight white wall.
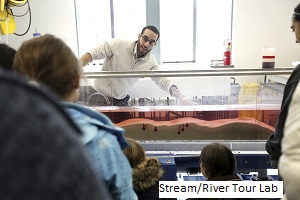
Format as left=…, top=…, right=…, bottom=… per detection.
left=231, top=0, right=299, bottom=84
left=0, top=0, right=78, bottom=56
left=1, top=0, right=299, bottom=68
left=233, top=0, right=300, bottom=69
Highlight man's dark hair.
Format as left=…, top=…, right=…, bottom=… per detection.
left=141, top=25, right=160, bottom=41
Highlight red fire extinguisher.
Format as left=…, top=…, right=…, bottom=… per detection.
left=223, top=40, right=231, bottom=65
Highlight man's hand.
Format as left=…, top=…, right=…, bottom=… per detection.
left=79, top=53, right=92, bottom=68
left=169, top=85, right=197, bottom=105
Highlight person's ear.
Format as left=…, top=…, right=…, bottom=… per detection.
left=72, top=74, right=80, bottom=89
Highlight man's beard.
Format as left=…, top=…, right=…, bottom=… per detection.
left=137, top=42, right=151, bottom=57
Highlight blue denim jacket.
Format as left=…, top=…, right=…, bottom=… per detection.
left=61, top=102, right=137, bottom=200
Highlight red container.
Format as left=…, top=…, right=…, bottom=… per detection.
left=223, top=51, right=231, bottom=65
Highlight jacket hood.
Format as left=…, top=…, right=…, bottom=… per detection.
left=132, top=158, right=164, bottom=192
left=61, top=102, right=129, bottom=149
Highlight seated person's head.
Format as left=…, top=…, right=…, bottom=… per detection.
left=123, top=138, right=163, bottom=191
left=0, top=43, right=16, bottom=70
left=122, top=138, right=146, bottom=168
left=122, top=137, right=161, bottom=173
left=200, top=143, right=236, bottom=179
left=12, top=34, right=81, bottom=102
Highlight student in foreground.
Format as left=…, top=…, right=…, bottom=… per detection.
left=0, top=69, right=112, bottom=200
left=12, top=34, right=137, bottom=200
left=265, top=3, right=300, bottom=174
left=279, top=6, right=300, bottom=196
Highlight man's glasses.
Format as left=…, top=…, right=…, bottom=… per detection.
left=141, top=35, right=157, bottom=46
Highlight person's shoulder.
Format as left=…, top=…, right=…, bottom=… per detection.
left=285, top=64, right=300, bottom=84
left=294, top=63, right=300, bottom=69
left=105, top=38, right=134, bottom=54
left=61, top=102, right=128, bottom=147
left=107, top=38, right=133, bottom=46
left=292, top=64, right=300, bottom=75
left=62, top=102, right=113, bottom=124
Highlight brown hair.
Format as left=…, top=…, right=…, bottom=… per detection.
left=13, top=34, right=80, bottom=99
left=200, top=143, right=236, bottom=180
left=123, top=138, right=163, bottom=192
left=123, top=138, right=146, bottom=168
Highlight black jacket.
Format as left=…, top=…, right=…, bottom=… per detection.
left=265, top=64, right=300, bottom=168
